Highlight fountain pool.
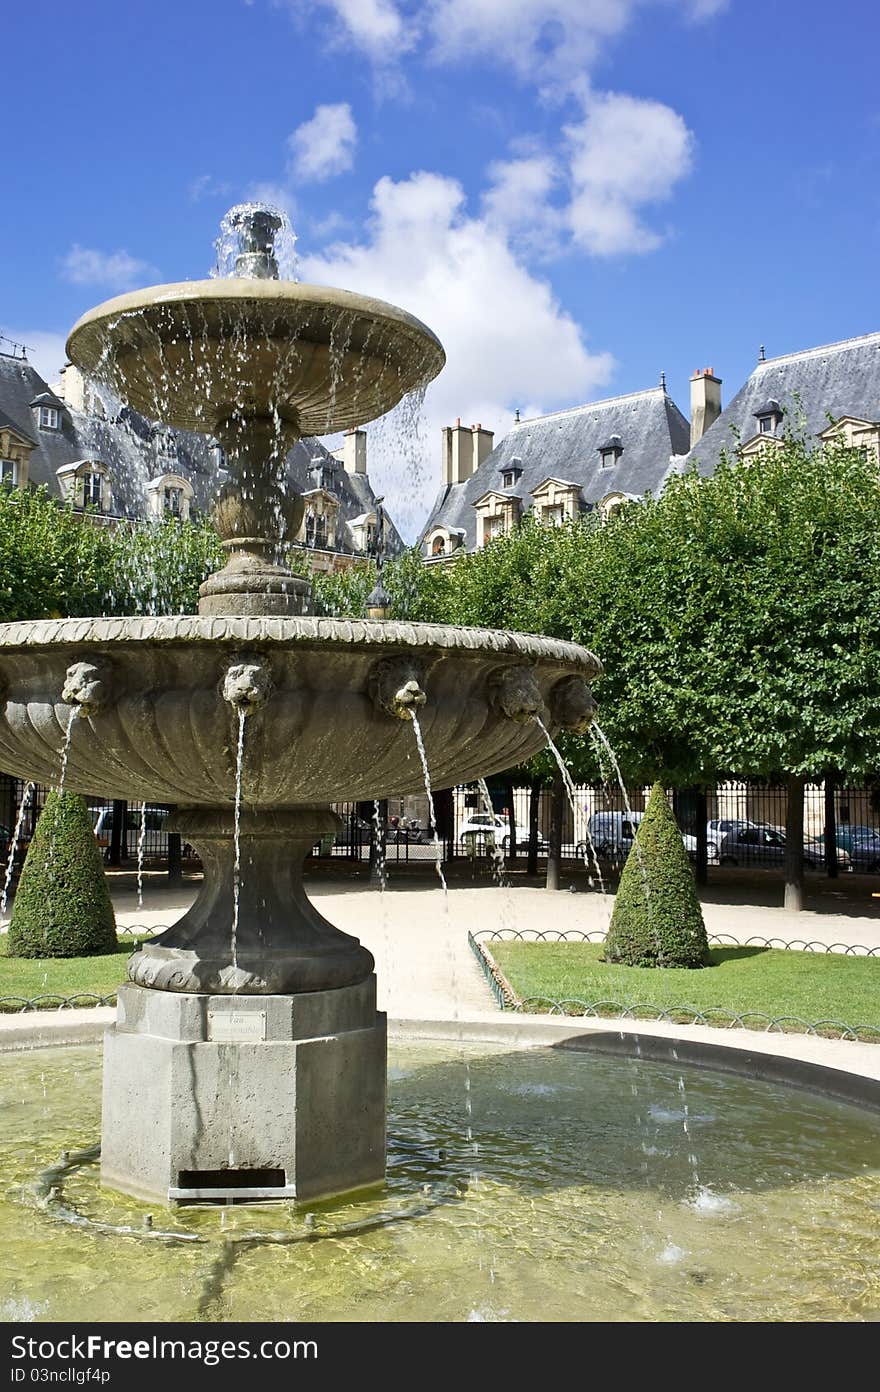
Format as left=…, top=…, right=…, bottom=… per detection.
left=1, top=1039, right=878, bottom=1322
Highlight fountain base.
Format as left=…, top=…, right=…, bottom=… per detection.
left=101, top=981, right=387, bottom=1204
left=128, top=806, right=375, bottom=994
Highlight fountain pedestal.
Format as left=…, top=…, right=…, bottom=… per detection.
left=101, top=980, right=387, bottom=1203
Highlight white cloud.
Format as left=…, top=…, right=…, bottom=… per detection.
left=288, top=103, right=358, bottom=183
left=281, top=0, right=414, bottom=65
left=1, top=330, right=68, bottom=385
left=482, top=153, right=563, bottom=257
left=565, top=92, right=694, bottom=255
left=303, top=171, right=614, bottom=538
left=426, top=0, right=634, bottom=93
left=59, top=245, right=157, bottom=292
left=189, top=173, right=232, bottom=202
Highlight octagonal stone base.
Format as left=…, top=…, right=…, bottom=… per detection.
left=101, top=981, right=387, bottom=1204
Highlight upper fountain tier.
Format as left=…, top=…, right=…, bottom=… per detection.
left=66, top=277, right=445, bottom=441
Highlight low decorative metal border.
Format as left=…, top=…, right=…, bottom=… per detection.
left=0, top=992, right=117, bottom=1012
left=467, top=931, right=880, bottom=1043
left=472, top=927, right=880, bottom=956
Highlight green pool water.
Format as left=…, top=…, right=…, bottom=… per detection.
left=1, top=1041, right=878, bottom=1322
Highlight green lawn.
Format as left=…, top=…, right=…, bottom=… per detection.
left=489, top=940, right=880, bottom=1041
left=0, top=936, right=143, bottom=1008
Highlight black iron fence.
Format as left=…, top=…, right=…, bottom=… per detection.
left=3, top=774, right=880, bottom=876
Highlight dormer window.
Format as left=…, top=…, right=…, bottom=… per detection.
left=212, top=443, right=227, bottom=471
left=432, top=535, right=446, bottom=556
left=39, top=406, right=59, bottom=430
left=310, top=456, right=336, bottom=493
left=146, top=472, right=194, bottom=522
left=155, top=430, right=176, bottom=459
left=83, top=472, right=103, bottom=507
left=754, top=399, right=783, bottom=436
left=598, top=435, right=623, bottom=468
left=1, top=459, right=16, bottom=485
left=499, top=456, right=523, bottom=491
left=305, top=510, right=328, bottom=548
left=164, top=486, right=183, bottom=516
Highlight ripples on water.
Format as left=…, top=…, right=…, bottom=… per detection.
left=0, top=1042, right=878, bottom=1322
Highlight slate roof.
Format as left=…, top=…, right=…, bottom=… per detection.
left=0, top=351, right=402, bottom=557
left=421, top=385, right=690, bottom=552
left=676, top=331, right=880, bottom=480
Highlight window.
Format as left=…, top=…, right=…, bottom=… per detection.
left=213, top=444, right=227, bottom=470
left=156, top=431, right=176, bottom=458
left=483, top=514, right=504, bottom=544
left=432, top=535, right=446, bottom=556
left=39, top=406, right=59, bottom=430
left=759, top=416, right=773, bottom=434
left=502, top=471, right=515, bottom=488
left=164, top=486, right=183, bottom=516
left=0, top=459, right=16, bottom=484
left=306, top=511, right=327, bottom=548
left=543, top=504, right=564, bottom=527
left=82, top=472, right=103, bottom=507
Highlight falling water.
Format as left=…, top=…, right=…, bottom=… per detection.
left=57, top=707, right=79, bottom=798
left=534, top=717, right=604, bottom=893
left=476, top=778, right=508, bottom=889
left=371, top=799, right=387, bottom=892
left=408, top=712, right=447, bottom=895
left=231, top=709, right=247, bottom=977
left=0, top=781, right=34, bottom=919
left=136, top=802, right=148, bottom=912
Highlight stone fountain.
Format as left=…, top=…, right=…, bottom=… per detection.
left=0, top=206, right=601, bottom=1204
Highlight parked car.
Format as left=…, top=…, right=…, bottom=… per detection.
left=458, top=812, right=507, bottom=850
left=816, top=825, right=880, bottom=871
left=583, top=810, right=711, bottom=863
left=718, top=826, right=848, bottom=869
left=706, top=817, right=758, bottom=853
left=804, top=834, right=851, bottom=871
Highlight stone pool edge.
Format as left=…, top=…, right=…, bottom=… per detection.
left=3, top=1004, right=880, bottom=1113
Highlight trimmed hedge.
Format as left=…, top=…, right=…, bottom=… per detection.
left=604, top=783, right=709, bottom=969
left=7, top=792, right=117, bottom=958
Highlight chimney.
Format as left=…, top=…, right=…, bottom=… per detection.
left=689, top=367, right=722, bottom=448
left=342, top=427, right=367, bottom=475
left=441, top=419, right=475, bottom=485
left=471, top=422, right=494, bottom=470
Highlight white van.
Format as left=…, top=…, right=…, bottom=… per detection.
left=581, top=809, right=715, bottom=863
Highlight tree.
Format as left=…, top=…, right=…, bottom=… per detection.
left=8, top=792, right=117, bottom=958
left=444, top=436, right=880, bottom=908
left=604, top=783, right=709, bottom=967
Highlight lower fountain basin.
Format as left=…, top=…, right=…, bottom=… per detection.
left=0, top=615, right=600, bottom=805
left=2, top=1039, right=878, bottom=1322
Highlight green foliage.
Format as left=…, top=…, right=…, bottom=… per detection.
left=0, top=484, right=115, bottom=622
left=444, top=436, right=880, bottom=786
left=7, top=792, right=117, bottom=958
left=309, top=546, right=452, bottom=623
left=0, top=487, right=223, bottom=622
left=604, top=783, right=709, bottom=968
left=105, top=516, right=224, bottom=616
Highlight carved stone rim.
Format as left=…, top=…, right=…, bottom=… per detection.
left=67, top=278, right=445, bottom=370
left=0, top=616, right=603, bottom=680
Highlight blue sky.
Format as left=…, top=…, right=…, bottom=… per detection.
left=3, top=0, right=880, bottom=535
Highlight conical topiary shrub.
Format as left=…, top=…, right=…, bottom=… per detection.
left=7, top=791, right=117, bottom=958
left=604, top=783, right=709, bottom=969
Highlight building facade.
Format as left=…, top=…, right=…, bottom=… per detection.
left=0, top=349, right=402, bottom=570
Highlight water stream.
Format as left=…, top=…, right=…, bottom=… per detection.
left=231, top=708, right=247, bottom=978
left=408, top=711, right=447, bottom=896
left=0, top=781, right=34, bottom=920
left=136, top=801, right=147, bottom=912
left=534, top=716, right=605, bottom=893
